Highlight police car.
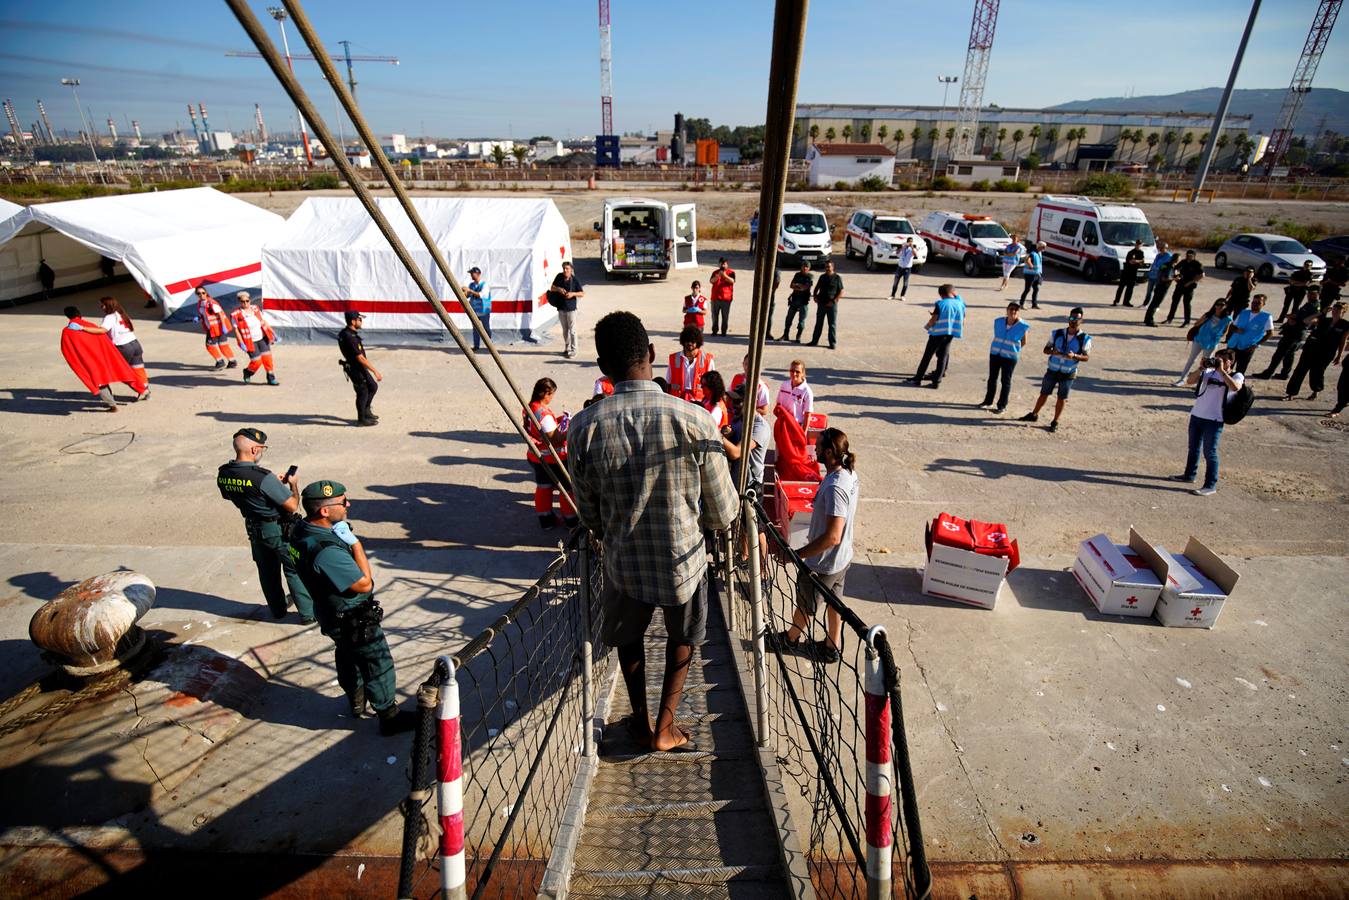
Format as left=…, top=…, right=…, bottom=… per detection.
left=918, top=210, right=1013, bottom=277
left=843, top=210, right=927, bottom=271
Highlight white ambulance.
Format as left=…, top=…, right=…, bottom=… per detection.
left=594, top=198, right=698, bottom=280
left=1026, top=195, right=1157, bottom=282
left=777, top=202, right=833, bottom=267
left=917, top=211, right=1012, bottom=277
left=843, top=209, right=927, bottom=271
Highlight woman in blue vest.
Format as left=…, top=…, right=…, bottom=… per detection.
left=1019, top=307, right=1091, bottom=433
left=980, top=302, right=1030, bottom=413
left=1174, top=298, right=1233, bottom=387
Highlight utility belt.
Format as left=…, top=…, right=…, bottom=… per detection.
left=339, top=358, right=353, bottom=382
left=337, top=598, right=384, bottom=647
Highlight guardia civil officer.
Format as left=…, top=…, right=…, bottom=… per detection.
left=290, top=480, right=415, bottom=735
left=217, top=428, right=315, bottom=622
left=338, top=311, right=381, bottom=426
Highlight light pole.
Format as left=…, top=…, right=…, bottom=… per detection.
left=1191, top=0, right=1261, bottom=201
left=267, top=7, right=314, bottom=166
left=59, top=78, right=100, bottom=165
left=932, top=75, right=958, bottom=180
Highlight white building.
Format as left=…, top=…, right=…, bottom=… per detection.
left=466, top=139, right=515, bottom=158
left=390, top=133, right=408, bottom=154
left=531, top=139, right=566, bottom=161
left=805, top=142, right=895, bottom=187
left=945, top=159, right=1021, bottom=184
left=208, top=131, right=236, bottom=152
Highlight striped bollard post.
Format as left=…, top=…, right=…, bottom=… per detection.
left=864, top=626, right=893, bottom=900
left=436, top=655, right=467, bottom=900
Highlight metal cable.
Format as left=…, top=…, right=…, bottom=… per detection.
left=278, top=0, right=573, bottom=496
left=223, top=0, right=576, bottom=512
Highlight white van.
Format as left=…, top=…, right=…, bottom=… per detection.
left=595, top=197, right=698, bottom=279
left=917, top=210, right=1012, bottom=276
left=1026, top=195, right=1156, bottom=282
left=843, top=209, right=927, bottom=271
left=777, top=203, right=832, bottom=267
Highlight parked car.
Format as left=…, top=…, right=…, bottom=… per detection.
left=843, top=209, right=927, bottom=271
left=917, top=210, right=1011, bottom=276
left=594, top=197, right=698, bottom=280
left=1212, top=233, right=1326, bottom=282
left=776, top=202, right=832, bottom=267
left=1026, top=194, right=1156, bottom=282
left=1308, top=235, right=1349, bottom=266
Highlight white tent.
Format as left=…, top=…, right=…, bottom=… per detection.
left=0, top=188, right=284, bottom=317
left=262, top=197, right=568, bottom=342
left=0, top=198, right=110, bottom=304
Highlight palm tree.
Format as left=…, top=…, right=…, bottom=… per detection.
left=876, top=124, right=888, bottom=147
left=491, top=144, right=507, bottom=167
left=1180, top=132, right=1195, bottom=164
left=944, top=127, right=955, bottom=159
left=809, top=124, right=820, bottom=145
left=842, top=124, right=853, bottom=142
left=825, top=127, right=837, bottom=142
left=860, top=123, right=871, bottom=142
left=910, top=127, right=922, bottom=156
left=1146, top=131, right=1160, bottom=163
left=978, top=125, right=990, bottom=153
left=996, top=127, right=1007, bottom=155
left=1216, top=133, right=1230, bottom=167
left=1045, top=126, right=1060, bottom=163
left=512, top=145, right=528, bottom=166
left=1029, top=125, right=1042, bottom=157
left=1011, top=129, right=1025, bottom=159
left=1162, top=131, right=1177, bottom=165
left=926, top=127, right=939, bottom=159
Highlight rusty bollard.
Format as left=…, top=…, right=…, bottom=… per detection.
left=28, top=572, right=156, bottom=676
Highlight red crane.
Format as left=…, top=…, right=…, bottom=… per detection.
left=1263, top=0, right=1341, bottom=174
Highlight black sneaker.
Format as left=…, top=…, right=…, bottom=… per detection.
left=213, top=359, right=227, bottom=370
left=267, top=374, right=279, bottom=386
left=377, top=707, right=418, bottom=736
left=994, top=406, right=1006, bottom=414
left=1168, top=474, right=1195, bottom=483
left=356, top=417, right=378, bottom=427
left=226, top=359, right=239, bottom=369
left=1019, top=412, right=1038, bottom=422
left=810, top=641, right=840, bottom=664
left=1047, top=420, right=1059, bottom=433
left=539, top=513, right=560, bottom=530
left=243, top=368, right=254, bottom=383
left=764, top=629, right=801, bottom=653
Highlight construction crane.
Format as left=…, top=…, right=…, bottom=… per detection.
left=1263, top=0, right=1341, bottom=174
left=595, top=0, right=619, bottom=167
left=953, top=0, right=999, bottom=160
left=225, top=45, right=399, bottom=102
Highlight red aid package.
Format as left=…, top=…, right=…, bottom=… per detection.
left=930, top=513, right=974, bottom=550
left=773, top=405, right=822, bottom=483
left=926, top=513, right=1021, bottom=572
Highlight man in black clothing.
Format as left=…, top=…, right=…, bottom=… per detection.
left=338, top=311, right=381, bottom=426
left=1255, top=293, right=1320, bottom=381
left=1224, top=267, right=1257, bottom=317
left=1165, top=250, right=1205, bottom=326
left=1284, top=301, right=1348, bottom=401
left=1323, top=258, right=1346, bottom=309
left=549, top=261, right=584, bottom=358
left=1278, top=261, right=1315, bottom=322
left=779, top=261, right=812, bottom=342
left=807, top=260, right=844, bottom=349
left=38, top=258, right=56, bottom=298
left=1113, top=240, right=1145, bottom=306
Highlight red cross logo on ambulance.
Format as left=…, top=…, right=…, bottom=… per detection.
left=1125, top=595, right=1139, bottom=607
left=1189, top=606, right=1203, bottom=619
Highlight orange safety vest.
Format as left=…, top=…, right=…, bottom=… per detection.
left=668, top=350, right=714, bottom=402
left=524, top=401, right=566, bottom=464
left=682, top=294, right=707, bottom=329
left=593, top=376, right=614, bottom=397
left=198, top=297, right=231, bottom=339
left=230, top=306, right=275, bottom=353
left=704, top=396, right=730, bottom=430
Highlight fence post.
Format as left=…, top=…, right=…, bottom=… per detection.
left=436, top=655, right=467, bottom=900
left=720, top=528, right=736, bottom=630
left=863, top=626, right=893, bottom=900
left=397, top=677, right=442, bottom=899
left=579, top=539, right=596, bottom=759
left=744, top=499, right=770, bottom=747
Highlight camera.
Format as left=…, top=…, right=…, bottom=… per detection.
left=1200, top=357, right=1217, bottom=370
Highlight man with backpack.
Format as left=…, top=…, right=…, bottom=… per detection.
left=1018, top=307, right=1091, bottom=433
left=1170, top=348, right=1246, bottom=497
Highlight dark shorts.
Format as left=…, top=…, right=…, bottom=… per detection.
left=245, top=338, right=271, bottom=360
left=601, top=575, right=708, bottom=648
left=794, top=565, right=848, bottom=615
left=1040, top=371, right=1076, bottom=399
left=116, top=339, right=144, bottom=368
left=205, top=333, right=229, bottom=347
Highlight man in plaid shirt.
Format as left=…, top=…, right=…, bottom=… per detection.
left=567, top=311, right=738, bottom=753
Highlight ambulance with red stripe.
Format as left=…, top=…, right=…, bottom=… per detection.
left=917, top=211, right=1012, bottom=277
left=1026, top=195, right=1156, bottom=282
left=843, top=210, right=927, bottom=271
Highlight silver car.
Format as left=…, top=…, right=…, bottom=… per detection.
left=1213, top=233, right=1325, bottom=282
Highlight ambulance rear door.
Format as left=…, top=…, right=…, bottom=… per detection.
left=671, top=202, right=698, bottom=269
left=597, top=200, right=615, bottom=272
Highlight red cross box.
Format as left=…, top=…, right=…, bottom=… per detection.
left=805, top=412, right=828, bottom=446
left=774, top=480, right=818, bottom=550
left=1071, top=528, right=1163, bottom=617
left=1149, top=537, right=1240, bottom=629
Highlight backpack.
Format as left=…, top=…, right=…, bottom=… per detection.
left=1223, top=383, right=1255, bottom=425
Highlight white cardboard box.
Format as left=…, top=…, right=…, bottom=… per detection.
left=1071, top=528, right=1163, bottom=617
left=921, top=542, right=1009, bottom=609
left=1149, top=537, right=1239, bottom=629
left=782, top=497, right=813, bottom=550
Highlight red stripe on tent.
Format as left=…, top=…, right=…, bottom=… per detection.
left=263, top=296, right=546, bottom=314
left=163, top=262, right=263, bottom=295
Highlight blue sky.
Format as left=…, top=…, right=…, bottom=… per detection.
left=1, top=0, right=1345, bottom=140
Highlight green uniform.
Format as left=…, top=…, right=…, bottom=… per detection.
left=289, top=519, right=397, bottom=713
left=217, top=459, right=314, bottom=620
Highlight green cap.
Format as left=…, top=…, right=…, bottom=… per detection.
left=233, top=427, right=268, bottom=444
left=301, top=480, right=347, bottom=501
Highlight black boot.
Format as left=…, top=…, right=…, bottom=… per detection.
left=377, top=705, right=417, bottom=736
left=349, top=686, right=369, bottom=719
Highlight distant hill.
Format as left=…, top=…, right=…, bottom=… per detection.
left=1048, top=87, right=1349, bottom=136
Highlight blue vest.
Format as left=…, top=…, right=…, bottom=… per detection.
left=990, top=318, right=1030, bottom=360
left=931, top=297, right=965, bottom=338
left=1046, top=328, right=1090, bottom=375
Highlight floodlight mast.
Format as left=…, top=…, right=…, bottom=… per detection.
left=267, top=6, right=314, bottom=165
left=60, top=78, right=100, bottom=164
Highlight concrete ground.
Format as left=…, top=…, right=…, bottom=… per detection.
left=1, top=195, right=1347, bottom=895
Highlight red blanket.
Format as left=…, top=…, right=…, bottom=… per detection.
left=60, top=319, right=139, bottom=394
left=772, top=405, right=821, bottom=483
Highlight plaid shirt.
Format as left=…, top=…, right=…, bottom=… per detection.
left=567, top=379, right=738, bottom=606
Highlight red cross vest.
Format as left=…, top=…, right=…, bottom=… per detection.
left=668, top=350, right=714, bottom=402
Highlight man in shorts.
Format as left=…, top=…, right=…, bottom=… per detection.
left=567, top=311, right=738, bottom=753
left=1019, top=307, right=1092, bottom=433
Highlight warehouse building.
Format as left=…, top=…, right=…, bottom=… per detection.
left=794, top=104, right=1254, bottom=170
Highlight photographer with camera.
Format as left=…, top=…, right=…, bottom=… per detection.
left=1171, top=349, right=1243, bottom=497
left=290, top=479, right=415, bottom=736
left=217, top=427, right=314, bottom=623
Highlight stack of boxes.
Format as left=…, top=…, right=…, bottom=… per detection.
left=1072, top=529, right=1239, bottom=629
left=920, top=514, right=1020, bottom=609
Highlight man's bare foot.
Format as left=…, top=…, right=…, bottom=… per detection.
left=651, top=723, right=692, bottom=752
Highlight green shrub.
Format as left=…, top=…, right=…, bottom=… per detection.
left=993, top=179, right=1029, bottom=193
left=968, top=179, right=991, bottom=192
left=929, top=175, right=956, bottom=190
left=1074, top=173, right=1134, bottom=198
left=894, top=180, right=913, bottom=191
left=856, top=175, right=890, bottom=192
left=302, top=172, right=342, bottom=190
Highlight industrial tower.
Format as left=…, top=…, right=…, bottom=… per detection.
left=37, top=100, right=55, bottom=144
left=1264, top=0, right=1342, bottom=173
left=255, top=103, right=268, bottom=142
left=953, top=0, right=999, bottom=160
left=595, top=0, right=619, bottom=167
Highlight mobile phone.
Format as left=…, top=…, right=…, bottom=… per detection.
left=284, top=465, right=298, bottom=480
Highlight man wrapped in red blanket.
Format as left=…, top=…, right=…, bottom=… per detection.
left=61, top=306, right=140, bottom=411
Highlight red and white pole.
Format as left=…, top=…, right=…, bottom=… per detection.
left=864, top=626, right=893, bottom=900
left=436, top=655, right=467, bottom=900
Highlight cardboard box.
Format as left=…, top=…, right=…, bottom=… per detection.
left=921, top=542, right=1009, bottom=609
left=782, top=496, right=814, bottom=550
left=1149, top=537, right=1239, bottom=629
left=775, top=480, right=818, bottom=525
left=1071, top=528, right=1163, bottom=617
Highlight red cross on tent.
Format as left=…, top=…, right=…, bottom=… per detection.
left=542, top=255, right=549, bottom=272
left=559, top=245, right=566, bottom=259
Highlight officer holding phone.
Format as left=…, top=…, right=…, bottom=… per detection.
left=217, top=427, right=315, bottom=622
